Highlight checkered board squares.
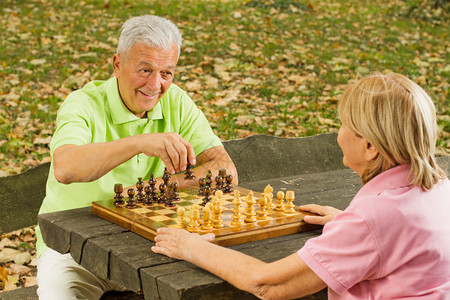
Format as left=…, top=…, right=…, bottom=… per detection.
left=92, top=185, right=319, bottom=247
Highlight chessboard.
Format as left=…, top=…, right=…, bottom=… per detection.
left=92, top=170, right=319, bottom=247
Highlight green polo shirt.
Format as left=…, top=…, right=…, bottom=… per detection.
left=36, top=77, right=222, bottom=258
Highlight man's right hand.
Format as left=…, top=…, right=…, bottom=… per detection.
left=138, top=132, right=196, bottom=174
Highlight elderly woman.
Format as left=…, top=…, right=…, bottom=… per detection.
left=152, top=73, right=450, bottom=299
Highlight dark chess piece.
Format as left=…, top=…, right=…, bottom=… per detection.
left=125, top=188, right=137, bottom=208
left=223, top=174, right=234, bottom=193
left=170, top=182, right=181, bottom=202
left=202, top=186, right=213, bottom=205
left=215, top=175, right=224, bottom=191
left=158, top=183, right=167, bottom=203
left=198, top=177, right=206, bottom=196
left=148, top=173, right=158, bottom=202
left=184, top=162, right=195, bottom=180
left=143, top=185, right=154, bottom=206
left=148, top=173, right=156, bottom=187
left=113, top=183, right=124, bottom=206
left=162, top=168, right=171, bottom=186
left=205, top=170, right=213, bottom=187
left=136, top=177, right=145, bottom=203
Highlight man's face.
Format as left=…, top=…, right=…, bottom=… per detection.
left=113, top=42, right=179, bottom=118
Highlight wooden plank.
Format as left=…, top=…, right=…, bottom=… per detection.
left=70, top=223, right=128, bottom=264
left=38, top=207, right=110, bottom=254
left=141, top=230, right=325, bottom=300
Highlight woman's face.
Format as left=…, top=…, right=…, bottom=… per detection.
left=337, top=125, right=371, bottom=177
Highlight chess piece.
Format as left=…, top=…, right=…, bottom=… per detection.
left=274, top=190, right=285, bottom=212
left=158, top=183, right=167, bottom=203
left=202, top=186, right=213, bottom=205
left=125, top=188, right=137, bottom=208
left=184, top=162, right=195, bottom=180
left=136, top=177, right=145, bottom=203
left=205, top=170, right=213, bottom=187
left=113, top=183, right=124, bottom=206
left=284, top=190, right=296, bottom=214
left=230, top=190, right=243, bottom=226
left=170, top=182, right=180, bottom=202
left=264, top=184, right=275, bottom=209
left=223, top=174, right=234, bottom=194
left=187, top=205, right=201, bottom=233
left=201, top=206, right=214, bottom=230
left=148, top=173, right=158, bottom=202
left=174, top=207, right=186, bottom=229
left=214, top=175, right=224, bottom=191
left=162, top=168, right=171, bottom=186
left=143, top=185, right=154, bottom=206
left=198, top=177, right=206, bottom=196
left=257, top=194, right=269, bottom=220
left=244, top=191, right=257, bottom=223
left=214, top=190, right=224, bottom=203
left=212, top=199, right=224, bottom=228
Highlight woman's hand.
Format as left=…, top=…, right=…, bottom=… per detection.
left=299, top=204, right=342, bottom=226
left=151, top=227, right=215, bottom=260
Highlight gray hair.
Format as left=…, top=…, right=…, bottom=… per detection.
left=116, top=15, right=182, bottom=57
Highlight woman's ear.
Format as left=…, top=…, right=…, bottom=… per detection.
left=364, top=140, right=379, bottom=162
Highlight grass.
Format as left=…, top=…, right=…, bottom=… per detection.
left=0, top=0, right=449, bottom=174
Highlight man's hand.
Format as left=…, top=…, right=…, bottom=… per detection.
left=299, top=204, right=342, bottom=226
left=152, top=227, right=215, bottom=260
left=138, top=132, right=196, bottom=174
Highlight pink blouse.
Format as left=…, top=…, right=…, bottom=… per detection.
left=298, top=165, right=450, bottom=299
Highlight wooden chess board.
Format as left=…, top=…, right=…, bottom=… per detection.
left=92, top=185, right=319, bottom=247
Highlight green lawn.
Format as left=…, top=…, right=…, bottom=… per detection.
left=0, top=0, right=448, bottom=174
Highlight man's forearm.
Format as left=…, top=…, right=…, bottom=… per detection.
left=53, top=136, right=141, bottom=184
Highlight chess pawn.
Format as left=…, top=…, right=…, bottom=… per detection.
left=214, top=175, right=223, bottom=191
left=205, top=170, right=213, bottom=187
left=170, top=182, right=181, bottom=202
left=143, top=185, right=154, bottom=206
left=244, top=191, right=257, bottom=223
left=214, top=190, right=224, bottom=203
left=257, top=194, right=269, bottom=220
left=230, top=191, right=244, bottom=226
left=223, top=174, right=234, bottom=193
left=136, top=178, right=145, bottom=203
left=284, top=190, right=296, bottom=214
left=201, top=206, right=214, bottom=231
left=274, top=191, right=285, bottom=212
left=174, top=207, right=186, bottom=229
left=212, top=200, right=224, bottom=228
left=198, top=177, right=206, bottom=196
left=202, top=186, right=213, bottom=205
left=158, top=183, right=167, bottom=203
left=187, top=205, right=201, bottom=233
left=125, top=188, right=137, bottom=209
left=113, top=183, right=124, bottom=206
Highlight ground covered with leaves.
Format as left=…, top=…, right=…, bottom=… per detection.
left=0, top=0, right=449, bottom=176
left=0, top=0, right=448, bottom=291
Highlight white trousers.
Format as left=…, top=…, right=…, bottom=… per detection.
left=36, top=248, right=127, bottom=300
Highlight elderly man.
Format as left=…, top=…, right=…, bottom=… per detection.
left=36, top=15, right=237, bottom=299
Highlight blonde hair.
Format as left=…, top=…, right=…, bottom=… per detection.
left=338, top=72, right=446, bottom=190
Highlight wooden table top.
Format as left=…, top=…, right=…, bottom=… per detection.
left=37, top=152, right=450, bottom=300
left=38, top=168, right=363, bottom=300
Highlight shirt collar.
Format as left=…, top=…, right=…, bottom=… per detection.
left=107, top=77, right=163, bottom=124
left=356, top=164, right=413, bottom=197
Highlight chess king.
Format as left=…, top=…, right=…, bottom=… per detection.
left=35, top=15, right=237, bottom=299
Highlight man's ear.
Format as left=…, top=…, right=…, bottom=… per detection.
left=364, top=140, right=379, bottom=162
left=112, top=54, right=121, bottom=77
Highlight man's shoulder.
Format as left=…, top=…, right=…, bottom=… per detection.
left=63, top=79, right=114, bottom=108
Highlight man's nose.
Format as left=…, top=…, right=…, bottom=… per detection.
left=147, top=72, right=161, bottom=91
